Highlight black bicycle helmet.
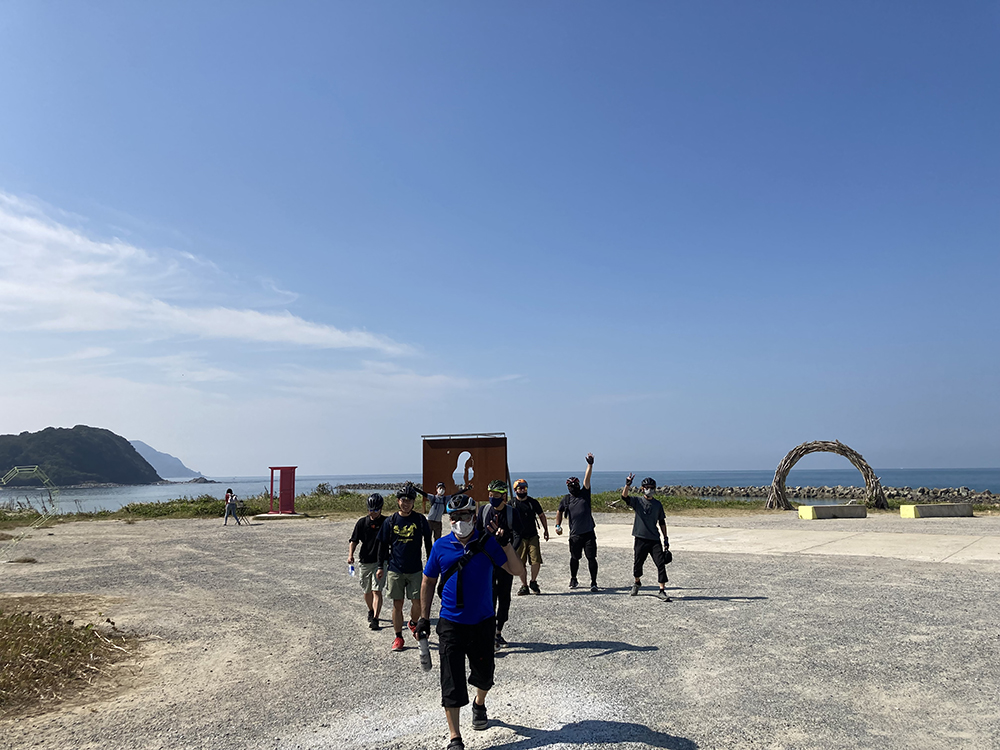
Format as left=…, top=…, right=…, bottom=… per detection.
left=446, top=494, right=475, bottom=514
left=367, top=493, right=384, bottom=512
left=396, top=483, right=416, bottom=501
left=487, top=479, right=508, bottom=494
left=566, top=476, right=581, bottom=489
left=641, top=477, right=656, bottom=489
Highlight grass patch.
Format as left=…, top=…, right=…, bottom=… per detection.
left=0, top=609, right=132, bottom=716
left=2, top=488, right=994, bottom=529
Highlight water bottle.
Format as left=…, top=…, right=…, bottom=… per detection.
left=348, top=564, right=355, bottom=577
left=418, top=634, right=432, bottom=672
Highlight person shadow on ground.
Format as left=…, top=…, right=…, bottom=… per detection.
left=499, top=640, right=658, bottom=658
left=489, top=719, right=698, bottom=750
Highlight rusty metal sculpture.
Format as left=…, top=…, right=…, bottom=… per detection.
left=421, top=433, right=508, bottom=507
left=766, top=440, right=888, bottom=510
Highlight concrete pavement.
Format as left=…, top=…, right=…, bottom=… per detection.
left=546, top=518, right=1000, bottom=565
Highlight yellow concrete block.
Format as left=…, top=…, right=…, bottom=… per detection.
left=900, top=503, right=973, bottom=519
left=797, top=504, right=867, bottom=520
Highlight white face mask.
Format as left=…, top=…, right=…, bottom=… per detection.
left=643, top=487, right=654, bottom=497
left=452, top=520, right=475, bottom=538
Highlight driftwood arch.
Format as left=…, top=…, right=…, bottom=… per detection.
left=766, top=440, right=888, bottom=511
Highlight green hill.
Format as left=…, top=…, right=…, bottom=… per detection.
left=0, top=425, right=162, bottom=486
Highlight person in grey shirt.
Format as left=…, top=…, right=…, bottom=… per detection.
left=621, top=474, right=672, bottom=600
left=416, top=481, right=473, bottom=541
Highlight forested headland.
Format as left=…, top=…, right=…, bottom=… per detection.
left=0, top=426, right=161, bottom=486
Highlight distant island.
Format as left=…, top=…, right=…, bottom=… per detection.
left=0, top=425, right=161, bottom=486
left=130, top=440, right=204, bottom=479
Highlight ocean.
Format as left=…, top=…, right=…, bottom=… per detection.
left=2, top=468, right=998, bottom=514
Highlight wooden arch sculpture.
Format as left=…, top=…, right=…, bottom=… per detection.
left=765, top=440, right=888, bottom=510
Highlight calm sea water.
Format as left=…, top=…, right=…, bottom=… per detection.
left=2, top=468, right=998, bottom=514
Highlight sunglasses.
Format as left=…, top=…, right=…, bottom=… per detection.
left=450, top=511, right=474, bottom=522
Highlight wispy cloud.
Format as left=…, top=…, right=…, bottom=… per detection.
left=587, top=392, right=669, bottom=406
left=0, top=192, right=408, bottom=354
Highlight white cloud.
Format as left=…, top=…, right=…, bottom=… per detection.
left=0, top=192, right=407, bottom=354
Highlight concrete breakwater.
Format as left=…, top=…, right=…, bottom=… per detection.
left=335, top=481, right=996, bottom=504
left=662, top=484, right=997, bottom=503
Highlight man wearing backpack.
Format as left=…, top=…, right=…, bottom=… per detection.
left=477, top=479, right=529, bottom=650
left=347, top=493, right=389, bottom=629
left=418, top=494, right=525, bottom=750
left=511, top=478, right=548, bottom=595
left=376, top=484, right=433, bottom=653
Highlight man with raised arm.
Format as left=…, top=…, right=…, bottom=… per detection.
left=418, top=494, right=526, bottom=750
left=554, top=452, right=599, bottom=592
left=415, top=480, right=473, bottom=542
left=621, top=474, right=672, bottom=601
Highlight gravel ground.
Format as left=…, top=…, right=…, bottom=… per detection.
left=2, top=515, right=999, bottom=750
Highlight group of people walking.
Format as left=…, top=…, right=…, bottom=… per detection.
left=345, top=453, right=673, bottom=750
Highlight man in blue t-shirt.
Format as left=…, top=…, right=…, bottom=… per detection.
left=418, top=494, right=525, bottom=750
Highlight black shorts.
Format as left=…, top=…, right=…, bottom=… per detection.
left=436, top=616, right=496, bottom=707
left=568, top=530, right=598, bottom=561
left=633, top=537, right=668, bottom=583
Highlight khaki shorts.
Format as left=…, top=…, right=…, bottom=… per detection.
left=519, top=535, right=543, bottom=566
left=386, top=570, right=423, bottom=601
left=358, top=562, right=385, bottom=594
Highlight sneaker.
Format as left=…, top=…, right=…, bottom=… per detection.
left=630, top=582, right=640, bottom=596
left=408, top=620, right=418, bottom=640
left=494, top=632, right=507, bottom=650
left=569, top=578, right=578, bottom=589
left=657, top=589, right=672, bottom=602
left=367, top=611, right=375, bottom=624
left=446, top=739, right=465, bottom=750
left=369, top=617, right=380, bottom=631
left=529, top=580, right=541, bottom=594
left=516, top=584, right=530, bottom=596
left=471, top=700, right=488, bottom=730
left=590, top=583, right=599, bottom=592
left=391, top=635, right=405, bottom=652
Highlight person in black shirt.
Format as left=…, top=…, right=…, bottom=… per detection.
left=621, top=474, right=672, bottom=601
left=377, top=485, right=433, bottom=653
left=478, top=479, right=528, bottom=650
left=554, top=453, right=599, bottom=592
left=512, top=479, right=549, bottom=595
left=348, top=493, right=389, bottom=629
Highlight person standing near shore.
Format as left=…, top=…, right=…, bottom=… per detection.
left=348, top=493, right=389, bottom=629
left=418, top=493, right=525, bottom=750
left=554, top=453, right=599, bottom=591
left=621, top=474, right=672, bottom=601
left=223, top=488, right=240, bottom=526
left=376, top=486, right=432, bottom=652
left=512, top=479, right=548, bottom=595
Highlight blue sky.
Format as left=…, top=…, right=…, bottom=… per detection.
left=0, top=2, right=997, bottom=475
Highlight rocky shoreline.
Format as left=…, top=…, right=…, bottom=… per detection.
left=333, top=482, right=417, bottom=492
left=661, top=484, right=997, bottom=504
left=332, top=481, right=997, bottom=504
